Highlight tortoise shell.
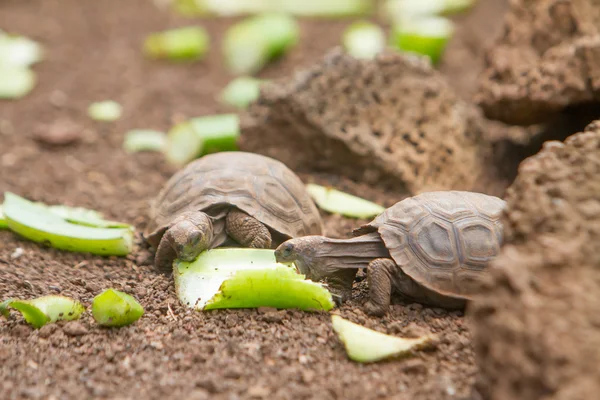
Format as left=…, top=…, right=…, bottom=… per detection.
left=355, top=191, right=506, bottom=298
left=144, top=152, right=324, bottom=246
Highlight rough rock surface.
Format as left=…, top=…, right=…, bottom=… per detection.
left=240, top=48, right=490, bottom=196
left=468, top=121, right=600, bottom=400
left=477, top=0, right=600, bottom=125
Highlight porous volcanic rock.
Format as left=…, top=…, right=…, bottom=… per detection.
left=469, top=121, right=600, bottom=400
left=477, top=0, right=600, bottom=126
left=240, top=48, right=491, bottom=196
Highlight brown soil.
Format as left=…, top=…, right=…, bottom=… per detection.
left=476, top=0, right=600, bottom=126
left=0, top=0, right=587, bottom=399
left=468, top=122, right=600, bottom=400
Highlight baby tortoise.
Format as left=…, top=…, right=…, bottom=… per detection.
left=275, top=191, right=506, bottom=316
left=144, top=151, right=324, bottom=272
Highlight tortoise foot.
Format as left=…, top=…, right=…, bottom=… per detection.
left=363, top=300, right=388, bottom=317
left=226, top=209, right=272, bottom=249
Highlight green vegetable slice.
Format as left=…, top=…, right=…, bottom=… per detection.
left=165, top=114, right=240, bottom=165
left=123, top=129, right=168, bottom=153
left=164, top=120, right=203, bottom=166
left=143, top=26, right=210, bottom=61
left=171, top=0, right=273, bottom=16
left=46, top=205, right=131, bottom=229
left=88, top=100, right=122, bottom=122
left=4, top=200, right=128, bottom=229
left=383, top=0, right=475, bottom=20
left=222, top=13, right=299, bottom=75
left=219, top=76, right=265, bottom=109
left=306, top=183, right=385, bottom=219
left=172, top=0, right=371, bottom=17
left=3, top=192, right=134, bottom=256
left=0, top=205, right=7, bottom=229
left=331, top=314, right=435, bottom=362
left=0, top=32, right=43, bottom=67
left=1, top=295, right=85, bottom=329
left=0, top=65, right=36, bottom=99
left=278, top=0, right=373, bottom=17
left=389, top=16, right=454, bottom=65
left=174, top=248, right=335, bottom=311
left=343, top=21, right=386, bottom=60
left=91, top=289, right=144, bottom=327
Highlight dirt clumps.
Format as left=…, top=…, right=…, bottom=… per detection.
left=477, top=0, right=600, bottom=125
left=240, top=48, right=490, bottom=195
left=468, top=121, right=600, bottom=400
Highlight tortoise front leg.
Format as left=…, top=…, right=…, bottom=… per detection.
left=154, top=211, right=213, bottom=272
left=225, top=209, right=272, bottom=249
left=364, top=258, right=396, bottom=316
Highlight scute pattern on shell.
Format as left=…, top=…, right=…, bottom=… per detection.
left=361, top=191, right=506, bottom=298
left=145, top=152, right=323, bottom=242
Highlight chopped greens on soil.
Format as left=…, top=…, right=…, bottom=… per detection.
left=331, top=314, right=435, bottom=363
left=0, top=65, right=36, bottom=99
left=123, top=129, right=168, bottom=153
left=43, top=204, right=131, bottom=229
left=277, top=0, right=373, bottom=17
left=222, top=13, right=299, bottom=75
left=306, top=183, right=385, bottom=219
left=87, top=100, right=123, bottom=122
left=383, top=0, right=476, bottom=21
left=389, top=16, right=454, bottom=64
left=0, top=32, right=41, bottom=99
left=165, top=113, right=240, bottom=165
left=0, top=295, right=85, bottom=329
left=171, top=0, right=272, bottom=17
left=172, top=0, right=372, bottom=17
left=174, top=248, right=335, bottom=311
left=342, top=21, right=386, bottom=59
left=2, top=192, right=134, bottom=256
left=0, top=31, right=43, bottom=67
left=218, top=76, right=265, bottom=109
left=143, top=26, right=210, bottom=61
left=91, top=289, right=144, bottom=327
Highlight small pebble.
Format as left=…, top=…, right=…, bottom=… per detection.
left=257, top=307, right=277, bottom=314
left=186, top=389, right=210, bottom=400
left=298, top=354, right=309, bottom=364
left=62, top=321, right=88, bottom=336
left=195, top=378, right=219, bottom=393
left=301, top=370, right=315, bottom=383
left=403, top=322, right=431, bottom=338
left=33, top=119, right=82, bottom=146
left=38, top=324, right=58, bottom=339
left=10, top=247, right=24, bottom=259
left=261, top=311, right=284, bottom=323
left=12, top=324, right=32, bottom=338
left=247, top=385, right=270, bottom=398
left=223, top=368, right=242, bottom=379
left=85, top=282, right=101, bottom=293
left=49, top=90, right=68, bottom=107
left=401, top=358, right=427, bottom=374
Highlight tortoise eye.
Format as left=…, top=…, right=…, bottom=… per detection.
left=282, top=244, right=293, bottom=257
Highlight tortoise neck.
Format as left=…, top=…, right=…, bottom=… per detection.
left=315, top=232, right=389, bottom=269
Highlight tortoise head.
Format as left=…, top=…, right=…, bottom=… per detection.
left=275, top=236, right=327, bottom=281
left=166, top=211, right=213, bottom=262
left=275, top=236, right=369, bottom=302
